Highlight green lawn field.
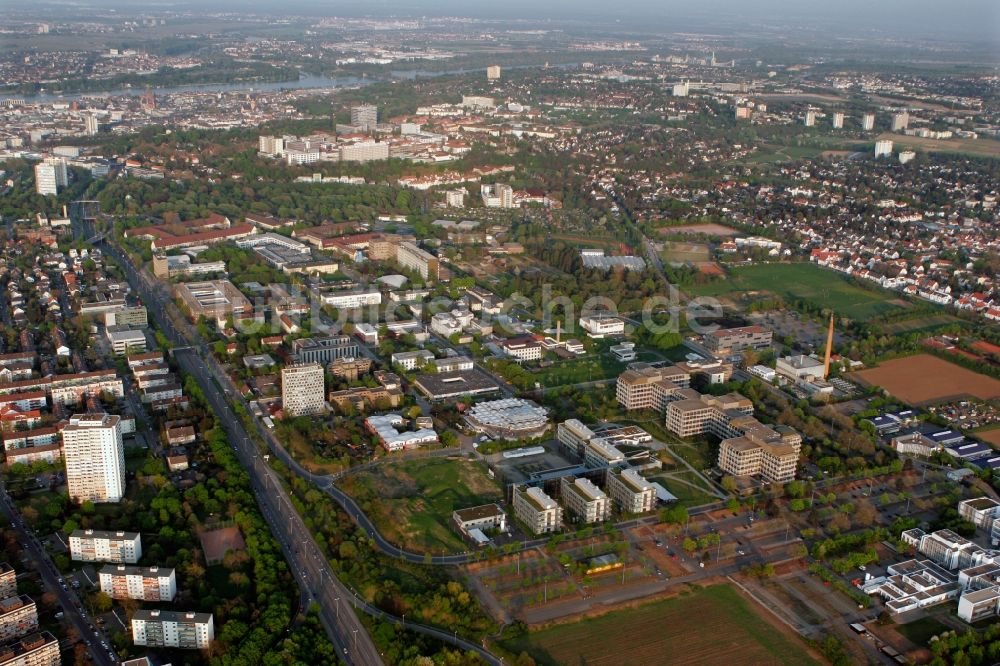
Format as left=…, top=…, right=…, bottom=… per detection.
left=341, top=458, right=503, bottom=554
left=502, top=584, right=819, bottom=666
left=687, top=263, right=903, bottom=320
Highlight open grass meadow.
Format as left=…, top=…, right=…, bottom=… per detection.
left=340, top=457, right=503, bottom=554
left=687, top=263, right=903, bottom=320
left=502, top=584, right=819, bottom=666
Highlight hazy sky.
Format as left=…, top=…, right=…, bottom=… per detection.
left=47, top=0, right=1000, bottom=41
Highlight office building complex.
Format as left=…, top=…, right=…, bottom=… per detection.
left=559, top=476, right=611, bottom=524
left=606, top=467, right=657, bottom=514
left=132, top=610, right=214, bottom=649
left=63, top=413, right=126, bottom=503
left=615, top=364, right=692, bottom=412
left=663, top=391, right=802, bottom=483
left=291, top=336, right=359, bottom=364
left=0, top=632, right=59, bottom=666
left=99, top=565, right=176, bottom=601
left=281, top=364, right=325, bottom=417
left=513, top=486, right=562, bottom=535
left=69, top=529, right=142, bottom=564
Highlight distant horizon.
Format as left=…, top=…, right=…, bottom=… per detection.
left=14, top=0, right=1000, bottom=42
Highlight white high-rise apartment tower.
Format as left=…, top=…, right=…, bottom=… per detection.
left=486, top=65, right=501, bottom=81
left=34, top=158, right=67, bottom=196
left=862, top=112, right=876, bottom=131
left=63, top=413, right=126, bottom=503
left=350, top=104, right=378, bottom=131
left=891, top=111, right=909, bottom=132
left=281, top=364, right=325, bottom=417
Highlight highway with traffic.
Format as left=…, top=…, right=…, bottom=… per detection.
left=83, top=217, right=505, bottom=665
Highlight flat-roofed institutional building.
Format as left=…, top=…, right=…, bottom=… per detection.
left=559, top=476, right=611, bottom=524
left=513, top=485, right=562, bottom=535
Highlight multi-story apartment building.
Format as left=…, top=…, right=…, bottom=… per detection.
left=512, top=486, right=562, bottom=535
left=340, top=142, right=390, bottom=163
left=281, top=364, right=325, bottom=417
left=62, top=413, right=126, bottom=503
left=328, top=357, right=372, bottom=382
left=350, top=104, right=378, bottom=130
left=0, top=565, right=15, bottom=601
left=291, top=336, right=359, bottom=364
left=396, top=242, right=440, bottom=281
left=606, top=467, right=657, bottom=514
left=701, top=326, right=772, bottom=357
left=69, top=529, right=141, bottom=564
left=862, top=112, right=876, bottom=131
left=559, top=476, right=611, bottom=524
left=0, top=597, right=36, bottom=642
left=481, top=183, right=513, bottom=208
left=132, top=610, right=214, bottom=649
left=875, top=139, right=894, bottom=158
left=891, top=111, right=909, bottom=131
left=0, top=632, right=59, bottom=666
left=33, top=158, right=67, bottom=196
left=99, top=565, right=176, bottom=601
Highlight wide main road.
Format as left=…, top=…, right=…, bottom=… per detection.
left=0, top=485, right=118, bottom=666
left=81, top=224, right=384, bottom=665
left=172, top=348, right=384, bottom=665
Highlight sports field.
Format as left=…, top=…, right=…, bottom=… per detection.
left=851, top=354, right=1000, bottom=405
left=502, top=584, right=819, bottom=666
left=687, top=263, right=903, bottom=320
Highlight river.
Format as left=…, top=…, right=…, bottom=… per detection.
left=0, top=74, right=366, bottom=103
left=3, top=61, right=584, bottom=102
